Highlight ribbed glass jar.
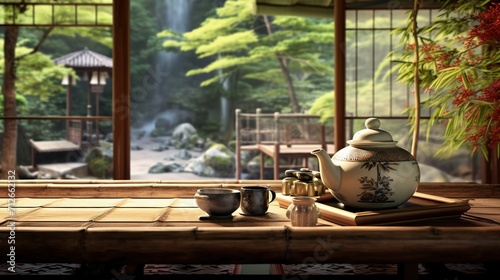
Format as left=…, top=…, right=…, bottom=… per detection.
left=285, top=196, right=319, bottom=227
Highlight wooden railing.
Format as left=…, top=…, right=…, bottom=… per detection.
left=235, top=108, right=334, bottom=179
left=235, top=108, right=333, bottom=146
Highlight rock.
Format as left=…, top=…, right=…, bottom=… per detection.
left=418, top=163, right=470, bottom=182
left=155, top=117, right=171, bottom=130
left=84, top=146, right=113, bottom=178
left=104, top=132, right=113, bottom=143
left=150, top=127, right=168, bottom=138
left=61, top=173, right=78, bottom=179
left=136, top=130, right=146, bottom=140
left=148, top=162, right=183, bottom=173
left=175, top=149, right=192, bottom=160
left=184, top=158, right=216, bottom=177
left=151, top=142, right=169, bottom=152
left=16, top=165, right=38, bottom=179
left=131, top=145, right=143, bottom=150
left=170, top=123, right=197, bottom=149
left=184, top=143, right=235, bottom=178
left=152, top=146, right=164, bottom=152
left=37, top=172, right=54, bottom=179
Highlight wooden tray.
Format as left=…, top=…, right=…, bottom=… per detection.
left=276, top=192, right=471, bottom=226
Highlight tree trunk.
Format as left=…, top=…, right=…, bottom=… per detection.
left=276, top=57, right=301, bottom=113
left=1, top=25, right=19, bottom=179
left=262, top=16, right=301, bottom=113
left=410, top=0, right=421, bottom=158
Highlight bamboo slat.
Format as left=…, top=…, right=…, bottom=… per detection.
left=3, top=226, right=499, bottom=264
left=17, top=208, right=112, bottom=222
left=118, top=198, right=175, bottom=208
left=1, top=179, right=280, bottom=185
left=2, top=181, right=486, bottom=197
left=0, top=180, right=283, bottom=198
left=95, top=207, right=168, bottom=222
left=0, top=227, right=85, bottom=263
left=286, top=226, right=500, bottom=263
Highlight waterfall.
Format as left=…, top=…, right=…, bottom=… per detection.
left=157, top=0, right=194, bottom=75
left=154, top=0, right=194, bottom=103
left=140, top=0, right=195, bottom=135
left=218, top=52, right=230, bottom=132
left=138, top=0, right=228, bottom=136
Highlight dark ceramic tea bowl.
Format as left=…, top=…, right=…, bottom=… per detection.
left=194, top=188, right=241, bottom=218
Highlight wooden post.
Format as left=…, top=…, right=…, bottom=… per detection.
left=274, top=112, right=280, bottom=179
left=482, top=146, right=500, bottom=183
left=321, top=124, right=326, bottom=150
left=259, top=152, right=265, bottom=180
left=112, top=0, right=130, bottom=179
left=95, top=91, right=100, bottom=145
left=65, top=77, right=73, bottom=141
left=256, top=108, right=261, bottom=144
left=235, top=109, right=241, bottom=179
left=334, top=0, right=346, bottom=152
left=86, top=86, right=92, bottom=143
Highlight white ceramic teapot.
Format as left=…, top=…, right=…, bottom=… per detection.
left=311, top=118, right=420, bottom=210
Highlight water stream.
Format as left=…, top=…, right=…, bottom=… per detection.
left=141, top=0, right=196, bottom=135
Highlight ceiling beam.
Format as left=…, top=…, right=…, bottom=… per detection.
left=252, top=1, right=335, bottom=18
left=253, top=0, right=444, bottom=18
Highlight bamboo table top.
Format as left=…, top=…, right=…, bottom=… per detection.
left=1, top=180, right=499, bottom=265
left=1, top=196, right=498, bottom=227
left=0, top=197, right=308, bottom=228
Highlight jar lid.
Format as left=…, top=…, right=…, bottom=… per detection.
left=347, top=118, right=397, bottom=147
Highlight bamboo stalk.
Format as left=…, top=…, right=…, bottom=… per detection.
left=2, top=226, right=499, bottom=264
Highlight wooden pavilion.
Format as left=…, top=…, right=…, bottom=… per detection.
left=53, top=47, right=113, bottom=145
left=28, top=47, right=112, bottom=168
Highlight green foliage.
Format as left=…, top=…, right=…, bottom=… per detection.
left=227, top=140, right=236, bottom=152
left=0, top=37, right=72, bottom=137
left=0, top=41, right=73, bottom=101
left=129, top=1, right=161, bottom=85
left=85, top=146, right=113, bottom=179
left=158, top=0, right=334, bottom=114
left=308, top=91, right=334, bottom=123
left=388, top=0, right=500, bottom=159
left=0, top=94, right=28, bottom=113
left=1, top=0, right=112, bottom=109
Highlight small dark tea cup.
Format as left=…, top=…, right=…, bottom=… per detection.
left=240, top=186, right=276, bottom=216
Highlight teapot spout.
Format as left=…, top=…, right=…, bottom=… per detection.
left=311, top=148, right=341, bottom=192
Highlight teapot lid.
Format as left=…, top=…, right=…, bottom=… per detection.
left=347, top=118, right=397, bottom=147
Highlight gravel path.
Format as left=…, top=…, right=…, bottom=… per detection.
left=129, top=133, right=234, bottom=181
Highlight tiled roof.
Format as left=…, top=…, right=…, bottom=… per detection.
left=53, top=47, right=112, bottom=69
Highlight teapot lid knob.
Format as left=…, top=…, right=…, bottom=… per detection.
left=365, top=118, right=380, bottom=129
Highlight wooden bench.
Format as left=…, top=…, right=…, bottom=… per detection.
left=29, top=120, right=82, bottom=168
